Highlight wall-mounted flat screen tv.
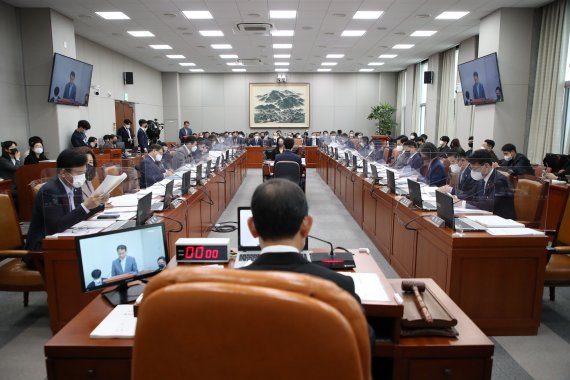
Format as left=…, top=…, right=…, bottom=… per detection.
left=458, top=52, right=503, bottom=106
left=47, top=53, right=93, bottom=106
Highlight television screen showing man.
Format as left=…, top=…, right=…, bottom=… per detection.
left=111, top=244, right=139, bottom=277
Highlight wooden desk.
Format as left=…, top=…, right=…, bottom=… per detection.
left=45, top=253, right=493, bottom=380
left=43, top=153, right=247, bottom=333
left=317, top=150, right=547, bottom=336
left=246, top=146, right=319, bottom=168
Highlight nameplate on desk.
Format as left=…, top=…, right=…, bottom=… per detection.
left=428, top=215, right=445, bottom=228
left=170, top=199, right=183, bottom=209
left=380, top=187, right=390, bottom=194
left=399, top=198, right=413, bottom=208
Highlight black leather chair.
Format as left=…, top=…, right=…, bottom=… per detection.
left=274, top=161, right=304, bottom=192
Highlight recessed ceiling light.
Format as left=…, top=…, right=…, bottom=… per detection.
left=163, top=13, right=177, bottom=18
left=321, top=62, right=337, bottom=66
left=273, top=44, right=292, bottom=49
left=190, top=69, right=204, bottom=72
left=393, top=44, right=414, bottom=49
left=274, top=54, right=291, bottom=58
left=317, top=68, right=331, bottom=72
left=368, top=62, right=385, bottom=66
left=220, top=54, right=238, bottom=59
left=95, top=12, right=129, bottom=20
left=179, top=62, right=196, bottom=66
left=360, top=68, right=374, bottom=72
left=326, top=54, right=344, bottom=59
left=411, top=30, right=437, bottom=37
left=341, top=30, right=366, bottom=37
left=232, top=69, right=247, bottom=72
left=269, top=10, right=297, bottom=19
left=127, top=31, right=154, bottom=37
left=275, top=62, right=290, bottom=66
left=275, top=68, right=289, bottom=72
left=166, top=55, right=185, bottom=59
left=199, top=30, right=224, bottom=37
left=182, top=11, right=213, bottom=19
left=302, top=26, right=313, bottom=30
left=379, top=54, right=397, bottom=59
left=226, top=62, right=242, bottom=66
left=353, top=11, right=383, bottom=19
left=149, top=45, right=172, bottom=49
left=211, top=44, right=232, bottom=49
left=271, top=30, right=295, bottom=37
left=436, top=11, right=469, bottom=20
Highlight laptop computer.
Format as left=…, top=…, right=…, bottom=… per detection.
left=435, top=190, right=486, bottom=231
left=180, top=171, right=191, bottom=196
left=214, top=156, right=221, bottom=171
left=151, top=180, right=174, bottom=211
left=386, top=169, right=407, bottom=195
left=344, top=152, right=350, bottom=166
left=362, top=159, right=368, bottom=178
left=206, top=159, right=212, bottom=177
left=407, top=179, right=437, bottom=211
left=334, top=147, right=339, bottom=160
left=234, top=207, right=310, bottom=268
left=352, top=154, right=358, bottom=169
left=193, top=163, right=203, bottom=186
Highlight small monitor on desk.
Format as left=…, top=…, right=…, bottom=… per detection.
left=386, top=168, right=397, bottom=194
left=136, top=192, right=153, bottom=226
left=75, top=223, right=168, bottom=305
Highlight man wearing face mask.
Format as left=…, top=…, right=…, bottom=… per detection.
left=140, top=144, right=173, bottom=188
left=438, top=135, right=452, bottom=155
left=390, top=136, right=411, bottom=169
left=25, top=149, right=108, bottom=256
left=0, top=141, right=23, bottom=203
left=465, top=136, right=474, bottom=157
left=467, top=150, right=515, bottom=220
left=137, top=119, right=149, bottom=153
left=172, top=136, right=197, bottom=170
left=248, top=133, right=263, bottom=146
left=438, top=149, right=477, bottom=199
left=403, top=140, right=422, bottom=171
left=499, top=144, right=533, bottom=176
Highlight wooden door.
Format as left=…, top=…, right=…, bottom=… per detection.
left=114, top=101, right=135, bottom=135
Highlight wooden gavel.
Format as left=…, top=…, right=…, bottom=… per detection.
left=401, top=280, right=433, bottom=323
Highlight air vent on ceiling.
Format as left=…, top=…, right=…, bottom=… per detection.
left=237, top=58, right=262, bottom=66
left=236, top=23, right=273, bottom=35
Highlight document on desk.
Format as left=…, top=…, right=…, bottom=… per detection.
left=109, top=194, right=139, bottom=207
left=74, top=220, right=117, bottom=229
left=341, top=273, right=389, bottom=302
left=465, top=215, right=525, bottom=228
left=91, top=173, right=127, bottom=197
left=90, top=304, right=137, bottom=339
left=485, top=228, right=545, bottom=236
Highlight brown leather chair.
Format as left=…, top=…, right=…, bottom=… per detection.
left=514, top=178, right=548, bottom=228
left=545, top=191, right=570, bottom=301
left=132, top=267, right=372, bottom=380
left=28, top=178, right=47, bottom=205
left=0, top=194, right=45, bottom=306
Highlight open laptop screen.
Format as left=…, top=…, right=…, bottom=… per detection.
left=386, top=169, right=396, bottom=194
left=435, top=190, right=455, bottom=229
left=407, top=179, right=423, bottom=208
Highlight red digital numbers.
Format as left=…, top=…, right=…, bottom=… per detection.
left=184, top=246, right=219, bottom=260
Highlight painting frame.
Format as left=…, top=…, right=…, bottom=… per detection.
left=249, top=83, right=310, bottom=129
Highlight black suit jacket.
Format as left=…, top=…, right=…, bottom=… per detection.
left=116, top=126, right=133, bottom=149
left=503, top=153, right=534, bottom=176
left=453, top=166, right=477, bottom=199
left=26, top=177, right=101, bottom=250
left=71, top=130, right=87, bottom=147
left=468, top=169, right=516, bottom=220
left=275, top=150, right=302, bottom=168
left=407, top=153, right=423, bottom=171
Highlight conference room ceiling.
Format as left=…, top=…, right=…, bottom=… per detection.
left=6, top=0, right=552, bottom=74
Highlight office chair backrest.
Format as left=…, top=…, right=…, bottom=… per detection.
left=0, top=194, right=24, bottom=250
left=132, top=267, right=371, bottom=380
left=514, top=178, right=548, bottom=227
left=555, top=191, right=570, bottom=246
left=273, top=161, right=300, bottom=184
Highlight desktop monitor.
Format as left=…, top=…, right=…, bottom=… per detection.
left=181, top=171, right=191, bottom=196
left=386, top=169, right=396, bottom=194
left=75, top=223, right=168, bottom=305
left=352, top=154, right=358, bottom=169
left=370, top=164, right=378, bottom=183
left=344, top=152, right=350, bottom=166
left=206, top=159, right=212, bottom=177
left=363, top=159, right=368, bottom=178
left=214, top=156, right=221, bottom=170
left=163, top=180, right=174, bottom=209
left=195, top=163, right=203, bottom=184
left=136, top=192, right=153, bottom=226
left=48, top=53, right=93, bottom=106
left=225, top=150, right=230, bottom=163
left=407, top=179, right=424, bottom=208
left=334, top=148, right=339, bottom=160
left=435, top=190, right=455, bottom=229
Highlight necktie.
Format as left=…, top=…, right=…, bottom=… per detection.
left=68, top=191, right=75, bottom=211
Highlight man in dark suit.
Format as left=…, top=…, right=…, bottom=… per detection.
left=111, top=244, right=138, bottom=277
left=116, top=119, right=134, bottom=149
left=438, top=149, right=477, bottom=200
left=499, top=143, right=534, bottom=176
left=137, top=119, right=149, bottom=153
left=71, top=120, right=90, bottom=147
left=403, top=140, right=422, bottom=171
left=242, top=178, right=374, bottom=349
left=467, top=150, right=516, bottom=220
left=62, top=71, right=77, bottom=101
left=178, top=121, right=193, bottom=143
left=472, top=71, right=486, bottom=99
left=438, top=135, right=452, bottom=155
left=25, top=149, right=108, bottom=258
left=275, top=137, right=305, bottom=190
left=140, top=144, right=171, bottom=188
left=248, top=133, right=263, bottom=146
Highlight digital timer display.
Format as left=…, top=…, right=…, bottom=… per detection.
left=175, top=238, right=230, bottom=263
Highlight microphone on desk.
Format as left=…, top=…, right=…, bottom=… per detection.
left=308, top=235, right=356, bottom=270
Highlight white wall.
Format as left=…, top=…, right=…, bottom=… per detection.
left=174, top=73, right=382, bottom=136
left=76, top=36, right=164, bottom=143
left=426, top=52, right=442, bottom=140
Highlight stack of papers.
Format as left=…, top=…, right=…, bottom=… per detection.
left=340, top=273, right=389, bottom=302
left=92, top=173, right=127, bottom=197
left=465, top=215, right=524, bottom=228
left=90, top=305, right=137, bottom=339
left=486, top=228, right=545, bottom=236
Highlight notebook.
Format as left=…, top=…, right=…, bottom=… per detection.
left=435, top=190, right=486, bottom=231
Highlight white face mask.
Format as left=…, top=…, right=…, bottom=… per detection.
left=34, top=147, right=43, bottom=154
left=439, top=141, right=445, bottom=147
left=72, top=173, right=86, bottom=188
left=470, top=170, right=483, bottom=181
left=480, top=146, right=486, bottom=150
left=450, top=163, right=461, bottom=173
left=396, top=145, right=403, bottom=152
left=155, top=154, right=163, bottom=162
left=503, top=155, right=512, bottom=162
left=191, top=146, right=198, bottom=152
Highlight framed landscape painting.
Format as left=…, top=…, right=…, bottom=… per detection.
left=249, top=83, right=310, bottom=129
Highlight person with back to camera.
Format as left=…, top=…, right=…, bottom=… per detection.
left=25, top=149, right=109, bottom=263
left=86, top=269, right=107, bottom=290
left=111, top=245, right=138, bottom=276
left=50, top=86, right=61, bottom=103
left=241, top=178, right=375, bottom=350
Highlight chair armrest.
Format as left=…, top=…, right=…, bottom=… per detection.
left=553, top=246, right=570, bottom=254
left=0, top=250, right=33, bottom=259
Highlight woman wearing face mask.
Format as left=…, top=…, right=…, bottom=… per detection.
left=24, top=136, right=49, bottom=165
left=269, top=137, right=286, bottom=160
left=0, top=140, right=23, bottom=203
left=75, top=147, right=100, bottom=198
left=87, top=137, right=98, bottom=150
left=417, top=142, right=446, bottom=187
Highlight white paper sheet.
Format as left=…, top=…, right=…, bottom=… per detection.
left=109, top=194, right=139, bottom=207
left=90, top=305, right=137, bottom=339
left=486, top=228, right=545, bottom=236
left=465, top=215, right=524, bottom=228
left=341, top=273, right=389, bottom=302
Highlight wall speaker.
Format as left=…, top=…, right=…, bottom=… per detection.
left=423, top=71, right=434, bottom=84
left=123, top=72, right=134, bottom=85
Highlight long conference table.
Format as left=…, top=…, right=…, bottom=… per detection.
left=43, top=152, right=247, bottom=333
left=316, top=149, right=548, bottom=336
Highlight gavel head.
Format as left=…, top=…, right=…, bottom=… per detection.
left=401, top=280, right=426, bottom=293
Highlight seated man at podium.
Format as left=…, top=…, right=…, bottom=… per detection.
left=241, top=179, right=375, bottom=349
